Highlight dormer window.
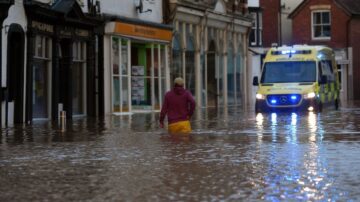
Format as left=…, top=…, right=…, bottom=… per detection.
left=312, top=10, right=331, bottom=40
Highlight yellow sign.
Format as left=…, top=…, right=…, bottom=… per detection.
left=114, top=22, right=172, bottom=42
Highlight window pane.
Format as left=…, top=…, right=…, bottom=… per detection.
left=323, top=25, right=331, bottom=37
left=33, top=61, right=48, bottom=118
left=113, top=77, right=120, bottom=112
left=185, top=51, right=195, bottom=95
left=45, top=38, right=50, bottom=59
left=72, top=62, right=84, bottom=115
left=112, top=38, right=119, bottom=75
left=154, top=47, right=159, bottom=77
left=36, top=36, right=43, bottom=57
left=314, top=25, right=322, bottom=37
left=314, top=12, right=321, bottom=24
left=250, top=29, right=256, bottom=44
left=322, top=12, right=330, bottom=24
left=121, top=39, right=128, bottom=75
left=122, top=77, right=129, bottom=111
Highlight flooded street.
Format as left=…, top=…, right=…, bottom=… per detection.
left=1, top=105, right=360, bottom=201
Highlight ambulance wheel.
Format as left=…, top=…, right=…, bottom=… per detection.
left=334, top=99, right=339, bottom=110
left=255, top=105, right=259, bottom=114
left=315, top=101, right=323, bottom=112
left=255, top=103, right=261, bottom=114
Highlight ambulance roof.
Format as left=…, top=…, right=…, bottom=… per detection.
left=265, top=45, right=333, bottom=62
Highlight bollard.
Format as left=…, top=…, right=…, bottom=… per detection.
left=60, top=111, right=66, bottom=132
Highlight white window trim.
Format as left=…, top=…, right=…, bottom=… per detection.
left=311, top=10, right=331, bottom=40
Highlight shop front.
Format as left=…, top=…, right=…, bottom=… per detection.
left=104, top=19, right=172, bottom=114
left=18, top=0, right=103, bottom=123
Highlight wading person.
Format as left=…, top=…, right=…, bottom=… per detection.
left=159, top=77, right=196, bottom=135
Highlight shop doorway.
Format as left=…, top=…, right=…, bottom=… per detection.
left=131, top=43, right=152, bottom=110
left=7, top=24, right=25, bottom=124
left=207, top=41, right=217, bottom=107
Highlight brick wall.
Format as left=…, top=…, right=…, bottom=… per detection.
left=291, top=0, right=350, bottom=48
left=349, top=19, right=360, bottom=99
left=260, top=0, right=280, bottom=47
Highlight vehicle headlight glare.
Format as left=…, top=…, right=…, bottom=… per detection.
left=256, top=93, right=265, bottom=100
left=304, top=92, right=316, bottom=99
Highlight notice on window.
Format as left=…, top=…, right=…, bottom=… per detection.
left=132, top=66, right=144, bottom=76
left=131, top=66, right=145, bottom=104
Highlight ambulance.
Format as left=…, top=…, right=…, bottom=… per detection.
left=253, top=45, right=340, bottom=113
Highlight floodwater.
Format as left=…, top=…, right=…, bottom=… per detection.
left=1, top=104, right=360, bottom=201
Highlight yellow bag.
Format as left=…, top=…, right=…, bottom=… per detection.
left=168, top=120, right=192, bottom=135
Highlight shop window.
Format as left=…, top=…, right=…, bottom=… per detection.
left=111, top=37, right=130, bottom=112
left=72, top=41, right=87, bottom=115
left=227, top=42, right=235, bottom=105
left=236, top=47, right=243, bottom=105
left=186, top=35, right=195, bottom=95
left=171, top=34, right=182, bottom=87
left=33, top=35, right=52, bottom=119
left=312, top=10, right=331, bottom=39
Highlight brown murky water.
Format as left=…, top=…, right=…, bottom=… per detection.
left=1, top=105, right=360, bottom=201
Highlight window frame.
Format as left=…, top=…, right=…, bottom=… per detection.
left=249, top=11, right=263, bottom=46
left=311, top=10, right=331, bottom=40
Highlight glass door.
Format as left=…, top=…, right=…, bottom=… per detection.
left=32, top=35, right=51, bottom=119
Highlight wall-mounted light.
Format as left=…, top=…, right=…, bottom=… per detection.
left=134, top=0, right=152, bottom=13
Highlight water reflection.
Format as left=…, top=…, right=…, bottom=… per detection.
left=1, top=106, right=360, bottom=201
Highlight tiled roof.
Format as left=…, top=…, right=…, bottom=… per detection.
left=335, top=0, right=360, bottom=15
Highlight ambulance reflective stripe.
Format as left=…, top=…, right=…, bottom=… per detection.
left=320, top=84, right=326, bottom=103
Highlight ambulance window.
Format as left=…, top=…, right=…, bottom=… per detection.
left=320, top=60, right=334, bottom=82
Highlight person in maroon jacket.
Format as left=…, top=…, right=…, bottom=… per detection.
left=159, top=77, right=196, bottom=134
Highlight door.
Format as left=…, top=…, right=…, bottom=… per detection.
left=7, top=24, right=25, bottom=124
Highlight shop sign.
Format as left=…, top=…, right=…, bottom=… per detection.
left=75, top=29, right=89, bottom=37
left=114, top=22, right=172, bottom=41
left=60, top=27, right=73, bottom=37
left=32, top=21, right=54, bottom=33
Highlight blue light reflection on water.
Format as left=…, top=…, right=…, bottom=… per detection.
left=0, top=107, right=360, bottom=201
left=253, top=111, right=354, bottom=201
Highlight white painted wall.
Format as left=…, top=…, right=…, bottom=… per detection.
left=248, top=0, right=259, bottom=8
left=281, top=0, right=303, bottom=45
left=100, top=0, right=162, bottom=23
left=2, top=1, right=27, bottom=87
left=248, top=52, right=262, bottom=109
left=2, top=0, right=28, bottom=125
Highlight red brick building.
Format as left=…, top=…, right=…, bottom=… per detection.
left=289, top=0, right=360, bottom=101
left=261, top=0, right=281, bottom=47
left=248, top=0, right=281, bottom=47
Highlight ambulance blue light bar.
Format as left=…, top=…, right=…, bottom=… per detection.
left=271, top=50, right=312, bottom=55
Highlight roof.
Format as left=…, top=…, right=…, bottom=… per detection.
left=289, top=0, right=360, bottom=19
left=270, top=45, right=332, bottom=52
left=335, top=0, right=360, bottom=15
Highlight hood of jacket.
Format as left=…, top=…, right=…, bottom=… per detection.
left=173, top=85, right=185, bottom=95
